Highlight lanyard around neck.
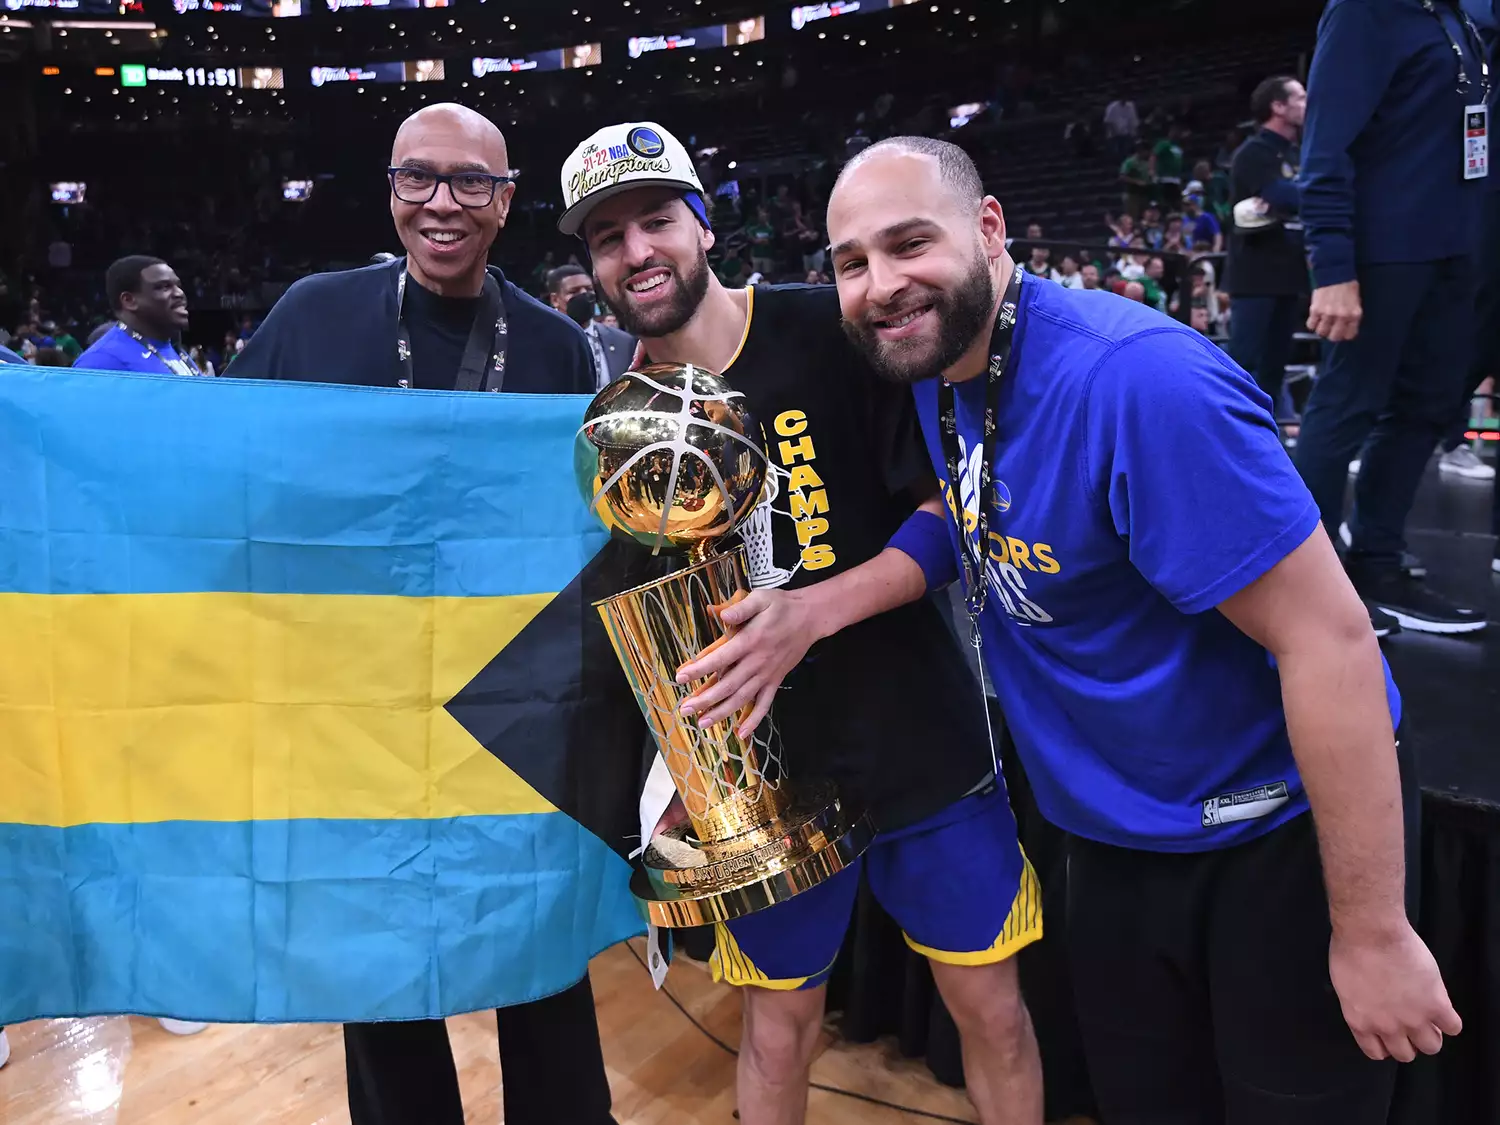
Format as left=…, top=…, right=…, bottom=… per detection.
left=395, top=265, right=509, bottom=392
left=935, top=262, right=1025, bottom=642
left=116, top=322, right=201, bottom=377
left=1425, top=0, right=1492, bottom=98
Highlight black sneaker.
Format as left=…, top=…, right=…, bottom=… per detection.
left=1367, top=602, right=1401, bottom=639
left=1338, top=523, right=1427, bottom=578
left=1353, top=569, right=1487, bottom=635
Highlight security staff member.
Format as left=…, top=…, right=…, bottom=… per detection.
left=1227, top=76, right=1308, bottom=423
left=545, top=263, right=636, bottom=387
left=1295, top=0, right=1489, bottom=635
left=232, top=103, right=614, bottom=1125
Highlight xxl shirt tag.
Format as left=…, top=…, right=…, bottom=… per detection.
left=1465, top=104, right=1489, bottom=180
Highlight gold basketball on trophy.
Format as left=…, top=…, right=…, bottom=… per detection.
left=575, top=363, right=875, bottom=928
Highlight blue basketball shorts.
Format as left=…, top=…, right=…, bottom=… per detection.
left=709, top=784, right=1042, bottom=990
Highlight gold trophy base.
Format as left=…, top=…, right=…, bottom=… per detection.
left=633, top=778, right=876, bottom=928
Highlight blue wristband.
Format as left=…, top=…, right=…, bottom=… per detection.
left=887, top=508, right=958, bottom=592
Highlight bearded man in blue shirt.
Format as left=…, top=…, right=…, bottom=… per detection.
left=810, top=136, right=1458, bottom=1125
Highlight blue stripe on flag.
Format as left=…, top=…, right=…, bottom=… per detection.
left=0, top=368, right=603, bottom=598
left=0, top=813, right=645, bottom=1024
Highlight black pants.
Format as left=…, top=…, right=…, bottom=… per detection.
left=1294, top=256, right=1477, bottom=562
left=1228, top=293, right=1301, bottom=418
left=344, top=976, right=614, bottom=1125
left=1066, top=812, right=1403, bottom=1125
left=1446, top=189, right=1500, bottom=452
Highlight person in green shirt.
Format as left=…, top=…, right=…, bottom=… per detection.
left=1119, top=140, right=1154, bottom=219
left=1141, top=256, right=1170, bottom=314
left=1152, top=124, right=1187, bottom=212
left=741, top=205, right=778, bottom=276
left=45, top=321, right=82, bottom=363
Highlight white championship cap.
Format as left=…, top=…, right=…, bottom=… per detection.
left=557, top=121, right=705, bottom=237
left=1232, top=196, right=1279, bottom=231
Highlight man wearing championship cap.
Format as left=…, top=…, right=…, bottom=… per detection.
left=559, top=122, right=1044, bottom=1125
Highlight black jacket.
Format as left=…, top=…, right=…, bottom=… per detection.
left=1227, top=128, right=1309, bottom=297
left=593, top=320, right=638, bottom=386
left=230, top=258, right=596, bottom=394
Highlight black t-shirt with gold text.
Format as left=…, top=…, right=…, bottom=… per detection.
left=717, top=284, right=995, bottom=832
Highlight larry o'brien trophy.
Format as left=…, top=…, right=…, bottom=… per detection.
left=575, top=362, right=875, bottom=928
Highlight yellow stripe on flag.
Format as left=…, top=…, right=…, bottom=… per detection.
left=0, top=592, right=557, bottom=827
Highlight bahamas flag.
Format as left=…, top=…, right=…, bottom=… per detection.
left=0, top=367, right=651, bottom=1024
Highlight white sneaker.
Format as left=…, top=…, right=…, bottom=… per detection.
left=157, top=1019, right=208, bottom=1036
left=1437, top=446, right=1495, bottom=481
left=0, top=1028, right=10, bottom=1070
left=1348, top=458, right=1361, bottom=475
left=1339, top=522, right=1352, bottom=549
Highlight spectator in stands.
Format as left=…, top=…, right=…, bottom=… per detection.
left=1116, top=242, right=1149, bottom=281
left=73, top=256, right=201, bottom=376
left=1171, top=263, right=1221, bottom=335
left=41, top=320, right=82, bottom=363
left=1080, top=262, right=1101, bottom=290
left=1103, top=96, right=1140, bottom=157
left=1180, top=185, right=1223, bottom=252
left=1105, top=212, right=1136, bottom=250
left=743, top=205, right=778, bottom=277
left=1023, top=244, right=1058, bottom=282
left=1295, top=0, right=1488, bottom=635
left=1161, top=215, right=1186, bottom=254
left=1228, top=75, right=1309, bottom=427
left=1189, top=303, right=1213, bottom=334
left=1138, top=204, right=1164, bottom=250
left=1141, top=257, right=1169, bottom=312
left=1057, top=255, right=1086, bottom=290
left=718, top=250, right=751, bottom=287
left=1192, top=159, right=1231, bottom=224
left=785, top=200, right=826, bottom=274
left=1122, top=280, right=1147, bottom=303
left=546, top=263, right=635, bottom=389
left=1119, top=140, right=1155, bottom=218
left=1152, top=123, right=1188, bottom=213
left=31, top=347, right=69, bottom=367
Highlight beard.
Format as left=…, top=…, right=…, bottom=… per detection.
left=840, top=248, right=996, bottom=385
left=598, top=248, right=712, bottom=339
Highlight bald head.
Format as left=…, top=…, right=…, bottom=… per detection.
left=825, top=135, right=1010, bottom=386
left=834, top=135, right=984, bottom=211
left=389, top=102, right=515, bottom=299
left=392, top=102, right=508, bottom=172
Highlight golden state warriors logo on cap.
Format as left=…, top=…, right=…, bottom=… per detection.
left=557, top=121, right=706, bottom=236
left=626, top=126, right=665, bottom=159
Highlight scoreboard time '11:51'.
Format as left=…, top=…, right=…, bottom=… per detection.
left=120, top=65, right=286, bottom=88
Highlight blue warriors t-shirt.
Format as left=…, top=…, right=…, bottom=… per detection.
left=912, top=276, right=1401, bottom=852
left=74, top=324, right=195, bottom=376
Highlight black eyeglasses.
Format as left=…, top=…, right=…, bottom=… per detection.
left=387, top=166, right=515, bottom=208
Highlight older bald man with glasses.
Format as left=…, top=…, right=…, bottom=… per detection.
left=232, top=103, right=611, bottom=1125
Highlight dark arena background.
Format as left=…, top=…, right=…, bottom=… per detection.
left=1, top=0, right=1497, bottom=1121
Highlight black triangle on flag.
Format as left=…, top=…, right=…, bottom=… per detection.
left=445, top=539, right=673, bottom=860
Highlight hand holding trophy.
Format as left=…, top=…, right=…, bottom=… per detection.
left=575, top=362, right=874, bottom=927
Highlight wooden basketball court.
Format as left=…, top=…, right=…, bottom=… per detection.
left=0, top=941, right=981, bottom=1124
